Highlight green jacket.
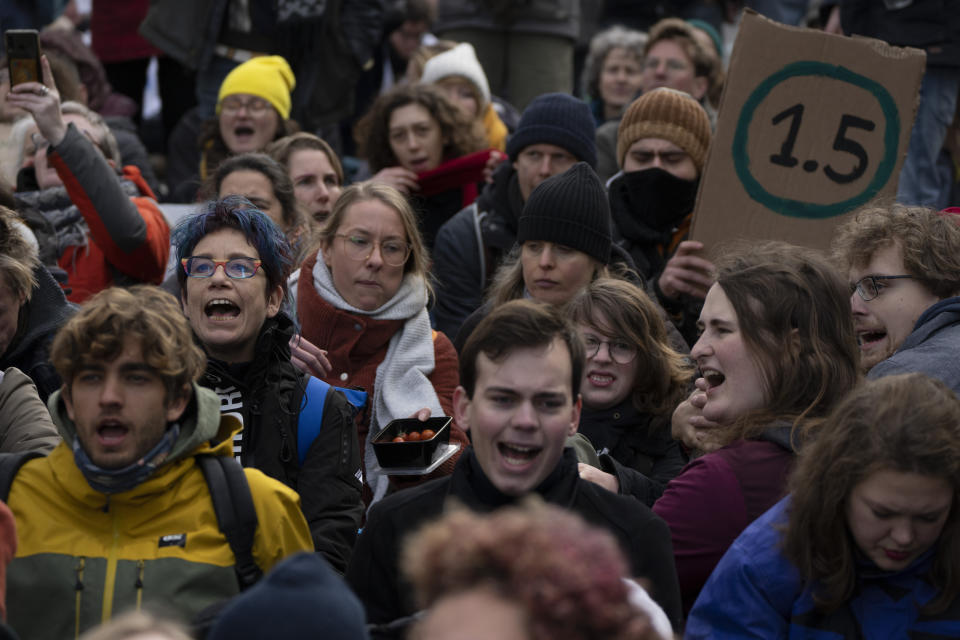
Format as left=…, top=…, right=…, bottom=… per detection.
left=6, top=384, right=313, bottom=638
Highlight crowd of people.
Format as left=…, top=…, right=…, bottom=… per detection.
left=0, top=0, right=959, bottom=639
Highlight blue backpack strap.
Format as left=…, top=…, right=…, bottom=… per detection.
left=298, top=376, right=330, bottom=466
left=297, top=378, right=368, bottom=466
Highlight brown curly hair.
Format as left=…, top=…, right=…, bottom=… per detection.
left=831, top=200, right=960, bottom=300
left=784, top=373, right=960, bottom=614
left=403, top=499, right=656, bottom=640
left=51, top=285, right=206, bottom=402
left=354, top=83, right=486, bottom=173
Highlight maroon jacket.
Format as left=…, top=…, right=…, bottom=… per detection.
left=652, top=425, right=794, bottom=613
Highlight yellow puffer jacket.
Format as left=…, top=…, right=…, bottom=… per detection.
left=6, top=385, right=313, bottom=639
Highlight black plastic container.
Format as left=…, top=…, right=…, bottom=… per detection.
left=372, top=416, right=452, bottom=469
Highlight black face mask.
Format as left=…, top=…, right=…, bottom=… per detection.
left=613, top=167, right=699, bottom=234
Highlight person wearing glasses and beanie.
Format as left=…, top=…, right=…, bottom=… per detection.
left=831, top=202, right=960, bottom=394
left=294, top=182, right=469, bottom=507
left=173, top=197, right=363, bottom=574
left=167, top=55, right=298, bottom=202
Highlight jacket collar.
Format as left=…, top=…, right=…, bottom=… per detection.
left=446, top=446, right=580, bottom=510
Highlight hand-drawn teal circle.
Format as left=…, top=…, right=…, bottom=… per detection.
left=732, top=61, right=900, bottom=219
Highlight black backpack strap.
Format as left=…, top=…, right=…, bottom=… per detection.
left=0, top=451, right=44, bottom=502
left=197, top=455, right=263, bottom=590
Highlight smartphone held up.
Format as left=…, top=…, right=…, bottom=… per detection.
left=5, top=29, right=42, bottom=87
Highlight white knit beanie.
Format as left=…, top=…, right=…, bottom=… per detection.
left=420, top=43, right=491, bottom=107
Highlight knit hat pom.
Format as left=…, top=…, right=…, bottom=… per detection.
left=506, top=93, right=597, bottom=168
left=421, top=43, right=491, bottom=106
left=517, top=162, right=612, bottom=264
left=616, top=87, right=711, bottom=171
left=217, top=55, right=296, bottom=120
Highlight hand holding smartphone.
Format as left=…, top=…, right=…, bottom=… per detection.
left=5, top=29, right=42, bottom=87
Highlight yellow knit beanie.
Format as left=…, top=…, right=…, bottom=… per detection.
left=616, top=87, right=711, bottom=171
left=217, top=55, right=296, bottom=120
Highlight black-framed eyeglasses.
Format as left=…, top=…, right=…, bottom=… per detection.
left=851, top=275, right=916, bottom=301
left=181, top=257, right=263, bottom=279
left=335, top=234, right=410, bottom=267
left=582, top=334, right=638, bottom=364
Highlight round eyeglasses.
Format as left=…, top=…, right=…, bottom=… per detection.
left=335, top=234, right=410, bottom=267
left=851, top=275, right=916, bottom=302
left=219, top=96, right=271, bottom=116
left=582, top=335, right=638, bottom=364
left=182, top=257, right=263, bottom=279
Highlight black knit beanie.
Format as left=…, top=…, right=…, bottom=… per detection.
left=506, top=93, right=597, bottom=168
left=517, top=162, right=612, bottom=264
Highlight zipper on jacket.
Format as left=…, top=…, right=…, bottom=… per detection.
left=134, top=560, right=145, bottom=610
left=74, top=557, right=85, bottom=639
left=101, top=510, right=120, bottom=623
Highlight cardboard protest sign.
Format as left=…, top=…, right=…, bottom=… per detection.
left=689, top=10, right=926, bottom=254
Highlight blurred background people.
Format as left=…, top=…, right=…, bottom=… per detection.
left=581, top=25, right=646, bottom=127
left=419, top=42, right=508, bottom=152
left=166, top=56, right=297, bottom=203
left=433, top=0, right=578, bottom=111
left=355, top=83, right=490, bottom=249
left=268, top=132, right=344, bottom=227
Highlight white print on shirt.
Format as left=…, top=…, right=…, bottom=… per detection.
left=214, top=385, right=245, bottom=461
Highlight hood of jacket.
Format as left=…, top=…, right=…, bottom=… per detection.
left=907, top=295, right=960, bottom=347
left=3, top=264, right=75, bottom=364
left=47, top=381, right=230, bottom=464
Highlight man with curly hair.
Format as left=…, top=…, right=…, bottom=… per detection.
left=4, top=285, right=312, bottom=638
left=832, top=203, right=960, bottom=394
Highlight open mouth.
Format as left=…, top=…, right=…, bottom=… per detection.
left=97, top=421, right=129, bottom=446
left=857, top=330, right=886, bottom=347
left=233, top=126, right=255, bottom=139
left=205, top=298, right=241, bottom=320
left=703, top=369, right=726, bottom=389
left=588, top=373, right=615, bottom=387
left=497, top=443, right=541, bottom=466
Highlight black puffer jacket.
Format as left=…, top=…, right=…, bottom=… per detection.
left=198, top=312, right=364, bottom=574
left=579, top=398, right=688, bottom=506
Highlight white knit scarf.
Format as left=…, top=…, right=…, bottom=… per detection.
left=312, top=249, right=443, bottom=502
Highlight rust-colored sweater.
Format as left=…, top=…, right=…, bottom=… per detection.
left=297, top=253, right=467, bottom=500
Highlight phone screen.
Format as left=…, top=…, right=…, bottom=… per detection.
left=5, top=30, right=41, bottom=86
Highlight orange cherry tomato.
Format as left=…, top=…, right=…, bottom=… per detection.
left=392, top=436, right=406, bottom=443
left=420, top=429, right=436, bottom=440
left=406, top=431, right=422, bottom=441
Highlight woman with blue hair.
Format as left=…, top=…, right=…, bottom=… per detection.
left=173, top=197, right=364, bottom=573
